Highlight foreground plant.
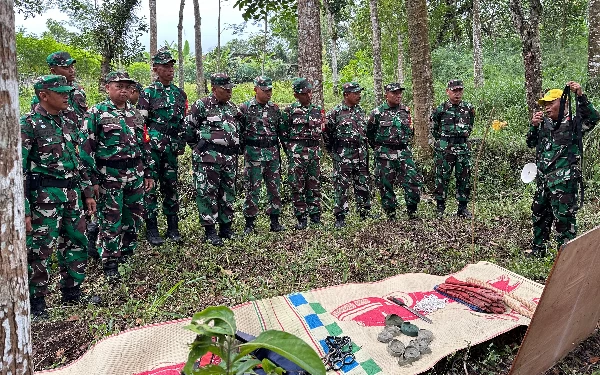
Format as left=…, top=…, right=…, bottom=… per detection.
left=183, top=306, right=326, bottom=375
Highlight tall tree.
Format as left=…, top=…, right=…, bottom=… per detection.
left=473, top=0, right=484, bottom=87
left=397, top=30, right=405, bottom=85
left=588, top=0, right=600, bottom=96
left=193, top=0, right=205, bottom=95
left=150, top=0, right=157, bottom=57
left=509, top=0, right=542, bottom=116
left=217, top=0, right=223, bottom=71
left=0, top=1, right=33, bottom=374
left=324, top=0, right=346, bottom=96
left=178, top=0, right=186, bottom=88
left=369, top=0, right=383, bottom=104
left=298, top=0, right=324, bottom=107
left=405, top=0, right=434, bottom=154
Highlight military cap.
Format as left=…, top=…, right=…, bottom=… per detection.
left=342, top=82, right=364, bottom=93
left=46, top=51, right=76, bottom=67
left=254, top=76, right=273, bottom=90
left=33, top=75, right=74, bottom=93
left=384, top=83, right=405, bottom=92
left=105, top=71, right=136, bottom=84
left=447, top=79, right=464, bottom=90
left=538, top=88, right=563, bottom=105
left=152, top=48, right=176, bottom=65
left=210, top=73, right=235, bottom=89
left=292, top=77, right=312, bottom=93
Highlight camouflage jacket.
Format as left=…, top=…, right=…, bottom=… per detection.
left=31, top=81, right=88, bottom=131
left=324, top=102, right=368, bottom=162
left=138, top=81, right=187, bottom=152
left=526, top=94, right=599, bottom=185
left=367, top=102, right=413, bottom=160
left=80, top=99, right=153, bottom=185
left=431, top=100, right=475, bottom=154
left=280, top=101, right=323, bottom=160
left=21, top=105, right=93, bottom=215
left=185, top=94, right=240, bottom=165
left=238, top=98, right=281, bottom=162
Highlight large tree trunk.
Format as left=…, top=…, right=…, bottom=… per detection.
left=217, top=0, right=222, bottom=71
left=405, top=0, right=434, bottom=155
left=0, top=2, right=34, bottom=374
left=100, top=55, right=112, bottom=90
left=325, top=6, right=339, bottom=96
left=369, top=0, right=383, bottom=105
left=397, top=30, right=405, bottom=86
left=262, top=15, right=268, bottom=75
left=193, top=0, right=205, bottom=95
left=473, top=0, right=484, bottom=87
left=509, top=0, right=543, bottom=117
left=149, top=0, right=157, bottom=56
left=178, top=0, right=185, bottom=89
left=587, top=0, right=600, bottom=96
left=298, top=0, right=324, bottom=108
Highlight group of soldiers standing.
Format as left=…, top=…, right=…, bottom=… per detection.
left=22, top=47, right=597, bottom=318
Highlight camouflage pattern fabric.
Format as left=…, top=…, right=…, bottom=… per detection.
left=367, top=102, right=422, bottom=213
left=280, top=101, right=323, bottom=217
left=430, top=100, right=475, bottom=203
left=80, top=99, right=153, bottom=261
left=21, top=105, right=93, bottom=297
left=526, top=95, right=599, bottom=251
left=239, top=97, right=283, bottom=217
left=138, top=80, right=187, bottom=220
left=324, top=102, right=370, bottom=215
left=185, top=94, right=240, bottom=226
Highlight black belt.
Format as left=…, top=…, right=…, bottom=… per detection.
left=375, top=142, right=407, bottom=150
left=293, top=139, right=319, bottom=147
left=97, top=158, right=141, bottom=170
left=337, top=139, right=361, bottom=147
left=198, top=141, right=239, bottom=156
left=245, top=138, right=278, bottom=148
left=150, top=123, right=180, bottom=137
left=440, top=136, right=467, bottom=144
left=40, top=177, right=75, bottom=189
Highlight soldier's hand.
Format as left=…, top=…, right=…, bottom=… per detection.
left=86, top=198, right=97, bottom=215
left=566, top=81, right=583, bottom=96
left=531, top=111, right=544, bottom=127
left=25, top=215, right=32, bottom=233
left=144, top=178, right=154, bottom=192
left=93, top=184, right=100, bottom=199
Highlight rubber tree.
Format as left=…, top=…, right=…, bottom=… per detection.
left=369, top=0, right=383, bottom=105
left=193, top=0, right=206, bottom=95
left=588, top=0, right=600, bottom=96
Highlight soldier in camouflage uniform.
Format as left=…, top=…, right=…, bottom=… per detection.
left=431, top=79, right=475, bottom=218
left=22, top=75, right=96, bottom=318
left=138, top=48, right=188, bottom=245
left=526, top=82, right=599, bottom=257
left=80, top=72, right=155, bottom=278
left=129, top=82, right=143, bottom=106
left=239, top=76, right=286, bottom=234
left=324, top=82, right=372, bottom=228
left=367, top=83, right=422, bottom=220
left=185, top=73, right=240, bottom=246
left=280, top=78, right=323, bottom=230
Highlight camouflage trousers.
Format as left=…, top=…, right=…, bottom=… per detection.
left=433, top=150, right=471, bottom=203
left=194, top=161, right=236, bottom=226
left=146, top=149, right=179, bottom=220
left=97, top=175, right=145, bottom=262
left=288, top=156, right=321, bottom=217
left=375, top=152, right=422, bottom=213
left=27, top=188, right=87, bottom=298
left=532, top=178, right=579, bottom=251
left=243, top=157, right=282, bottom=217
left=333, top=157, right=371, bottom=215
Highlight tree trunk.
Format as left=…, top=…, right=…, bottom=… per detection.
left=262, top=15, right=268, bottom=75
left=149, top=0, right=157, bottom=56
left=193, top=0, right=205, bottom=95
left=509, top=0, right=543, bottom=117
left=178, top=0, right=185, bottom=89
left=473, top=0, right=484, bottom=87
left=0, top=2, right=34, bottom=374
left=100, top=55, right=112, bottom=90
left=217, top=0, right=222, bottom=71
left=298, top=0, right=324, bottom=108
left=326, top=5, right=339, bottom=96
left=397, top=30, right=405, bottom=86
left=588, top=0, right=600, bottom=96
left=405, top=0, right=434, bottom=155
left=369, top=0, right=383, bottom=105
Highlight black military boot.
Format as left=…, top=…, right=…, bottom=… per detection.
left=205, top=225, right=224, bottom=246
left=103, top=259, right=121, bottom=279
left=436, top=200, right=446, bottom=218
left=295, top=215, right=308, bottom=230
left=457, top=202, right=472, bottom=219
left=334, top=213, right=346, bottom=229
left=146, top=218, right=165, bottom=246
left=309, top=213, right=322, bottom=225
left=61, top=285, right=82, bottom=304
left=407, top=204, right=418, bottom=220
left=269, top=214, right=285, bottom=232
left=86, top=221, right=99, bottom=260
left=166, top=215, right=183, bottom=243
left=218, top=222, right=235, bottom=240
left=244, top=216, right=256, bottom=235
left=30, top=296, right=48, bottom=320
left=524, top=244, right=547, bottom=258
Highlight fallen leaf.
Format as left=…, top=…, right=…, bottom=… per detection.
left=590, top=357, right=600, bottom=364
left=221, top=269, right=233, bottom=276
left=55, top=348, right=65, bottom=358
left=135, top=318, right=143, bottom=325
left=67, top=315, right=79, bottom=321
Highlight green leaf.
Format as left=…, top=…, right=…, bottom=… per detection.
left=192, top=364, right=227, bottom=375
left=238, top=330, right=326, bottom=375
left=231, top=356, right=262, bottom=375
left=189, top=306, right=237, bottom=336
left=261, top=358, right=284, bottom=375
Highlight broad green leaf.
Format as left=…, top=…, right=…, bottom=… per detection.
left=261, top=358, right=284, bottom=375
left=190, top=306, right=237, bottom=336
left=231, top=357, right=262, bottom=375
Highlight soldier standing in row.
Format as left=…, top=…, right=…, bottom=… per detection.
left=138, top=48, right=188, bottom=245
left=80, top=72, right=154, bottom=278
left=280, top=78, right=323, bottom=229
left=239, top=76, right=286, bottom=234
left=431, top=79, right=475, bottom=218
left=324, top=82, right=372, bottom=228
left=22, top=75, right=96, bottom=318
left=185, top=73, right=240, bottom=246
left=367, top=83, right=422, bottom=220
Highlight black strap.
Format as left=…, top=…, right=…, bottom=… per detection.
left=97, top=158, right=141, bottom=170
left=198, top=141, right=239, bottom=156
left=293, top=139, right=319, bottom=147
left=39, top=177, right=75, bottom=189
left=337, top=139, right=361, bottom=148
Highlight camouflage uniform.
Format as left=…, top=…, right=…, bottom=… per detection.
left=80, top=72, right=153, bottom=274
left=185, top=73, right=240, bottom=244
left=527, top=88, right=599, bottom=255
left=22, top=75, right=94, bottom=313
left=431, top=79, right=475, bottom=216
left=367, top=83, right=422, bottom=218
left=280, top=78, right=323, bottom=228
left=239, top=76, right=285, bottom=233
left=324, top=82, right=371, bottom=225
left=138, top=49, right=187, bottom=243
